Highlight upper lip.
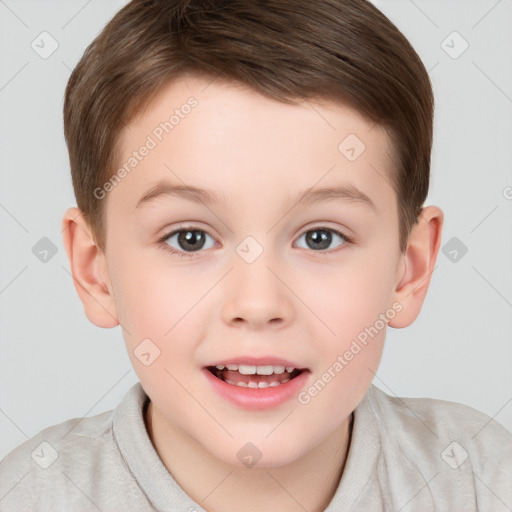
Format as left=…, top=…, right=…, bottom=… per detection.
left=206, top=356, right=308, bottom=369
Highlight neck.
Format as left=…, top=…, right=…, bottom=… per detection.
left=145, top=400, right=353, bottom=512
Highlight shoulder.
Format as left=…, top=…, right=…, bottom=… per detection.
left=0, top=408, right=116, bottom=510
left=0, top=384, right=147, bottom=511
left=363, top=384, right=512, bottom=508
left=367, top=383, right=512, bottom=451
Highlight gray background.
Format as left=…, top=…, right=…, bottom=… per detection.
left=1, top=0, right=511, bottom=461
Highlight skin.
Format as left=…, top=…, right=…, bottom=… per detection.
left=62, top=75, right=443, bottom=512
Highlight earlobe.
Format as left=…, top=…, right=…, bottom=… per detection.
left=388, top=205, right=444, bottom=328
left=61, top=207, right=119, bottom=328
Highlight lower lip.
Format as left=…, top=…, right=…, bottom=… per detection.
left=202, top=368, right=310, bottom=411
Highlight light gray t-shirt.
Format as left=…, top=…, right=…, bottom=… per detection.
left=1, top=382, right=511, bottom=511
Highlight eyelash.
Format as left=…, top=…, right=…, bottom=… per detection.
left=157, top=224, right=352, bottom=259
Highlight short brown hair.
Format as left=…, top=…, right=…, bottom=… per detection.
left=64, top=0, right=434, bottom=253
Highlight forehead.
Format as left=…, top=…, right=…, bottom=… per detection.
left=109, top=75, right=396, bottom=217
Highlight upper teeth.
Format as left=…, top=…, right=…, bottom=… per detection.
left=215, top=364, right=295, bottom=375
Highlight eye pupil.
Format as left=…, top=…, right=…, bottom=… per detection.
left=306, top=229, right=332, bottom=250
left=179, top=230, right=205, bottom=251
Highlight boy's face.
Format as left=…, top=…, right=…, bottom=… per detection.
left=90, top=75, right=414, bottom=466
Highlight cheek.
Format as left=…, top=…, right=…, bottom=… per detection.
left=109, top=253, right=205, bottom=372
left=297, top=251, right=396, bottom=345
left=294, top=247, right=397, bottom=408
left=112, top=249, right=196, bottom=331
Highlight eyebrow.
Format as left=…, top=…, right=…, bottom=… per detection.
left=135, top=181, right=376, bottom=212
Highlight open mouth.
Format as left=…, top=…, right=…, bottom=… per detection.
left=206, top=364, right=306, bottom=388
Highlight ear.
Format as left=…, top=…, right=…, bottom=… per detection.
left=388, top=205, right=444, bottom=328
left=61, top=207, right=119, bottom=328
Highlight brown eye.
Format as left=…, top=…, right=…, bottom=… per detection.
left=160, top=226, right=216, bottom=256
left=173, top=230, right=206, bottom=251
left=295, top=227, right=349, bottom=252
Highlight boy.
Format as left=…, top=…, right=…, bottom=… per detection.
left=1, top=0, right=511, bottom=510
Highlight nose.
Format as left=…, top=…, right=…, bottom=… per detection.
left=221, top=248, right=294, bottom=330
